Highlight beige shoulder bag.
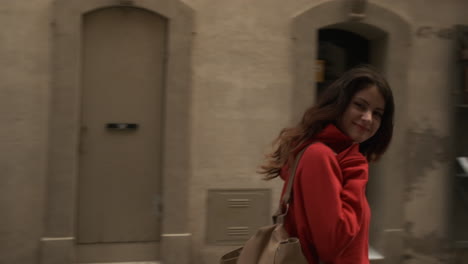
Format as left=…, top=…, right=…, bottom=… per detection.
left=220, top=146, right=322, bottom=264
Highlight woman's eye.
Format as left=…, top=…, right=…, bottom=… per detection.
left=374, top=112, right=383, bottom=119
left=354, top=102, right=365, bottom=109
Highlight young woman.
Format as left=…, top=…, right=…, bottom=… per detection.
left=260, top=65, right=394, bottom=264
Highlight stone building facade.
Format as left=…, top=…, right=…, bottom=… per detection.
left=1, top=0, right=468, bottom=264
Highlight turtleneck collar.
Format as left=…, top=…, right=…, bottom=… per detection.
left=309, top=124, right=356, bottom=154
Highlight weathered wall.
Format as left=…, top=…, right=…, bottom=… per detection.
left=0, top=1, right=52, bottom=264
left=402, top=0, right=468, bottom=263
left=187, top=0, right=299, bottom=262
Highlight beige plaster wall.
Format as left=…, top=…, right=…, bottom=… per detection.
left=187, top=0, right=296, bottom=262
left=402, top=0, right=468, bottom=263
left=0, top=1, right=52, bottom=263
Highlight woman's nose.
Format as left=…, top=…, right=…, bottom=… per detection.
left=362, top=110, right=372, bottom=122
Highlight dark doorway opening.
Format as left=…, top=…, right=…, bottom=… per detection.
left=316, top=29, right=369, bottom=98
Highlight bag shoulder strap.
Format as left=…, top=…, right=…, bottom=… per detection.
left=282, top=144, right=312, bottom=206
left=274, top=142, right=316, bottom=223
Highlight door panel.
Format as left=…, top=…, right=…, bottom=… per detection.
left=78, top=7, right=167, bottom=244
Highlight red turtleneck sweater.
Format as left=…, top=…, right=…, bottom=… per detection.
left=280, top=124, right=370, bottom=264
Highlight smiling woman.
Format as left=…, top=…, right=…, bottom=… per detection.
left=259, top=65, right=394, bottom=264
left=338, top=85, right=385, bottom=143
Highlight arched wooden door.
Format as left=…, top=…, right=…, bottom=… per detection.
left=77, top=6, right=166, bottom=262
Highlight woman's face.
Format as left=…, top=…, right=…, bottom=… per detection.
left=338, top=85, right=385, bottom=143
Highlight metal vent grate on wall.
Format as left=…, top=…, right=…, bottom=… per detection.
left=206, top=189, right=271, bottom=245
left=228, top=199, right=250, bottom=208
left=227, top=226, right=249, bottom=236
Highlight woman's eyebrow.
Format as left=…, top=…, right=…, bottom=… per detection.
left=355, top=97, right=369, bottom=105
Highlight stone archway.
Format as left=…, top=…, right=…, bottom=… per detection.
left=40, top=1, right=193, bottom=263
left=291, top=1, right=410, bottom=262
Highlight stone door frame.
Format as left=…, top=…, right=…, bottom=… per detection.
left=40, top=1, right=193, bottom=263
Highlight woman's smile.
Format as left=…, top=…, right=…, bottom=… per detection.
left=353, top=122, right=370, bottom=132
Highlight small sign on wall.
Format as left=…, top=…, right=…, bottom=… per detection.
left=465, top=67, right=468, bottom=104
left=316, top=60, right=325, bottom=83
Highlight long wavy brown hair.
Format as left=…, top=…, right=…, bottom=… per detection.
left=259, top=65, right=394, bottom=180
